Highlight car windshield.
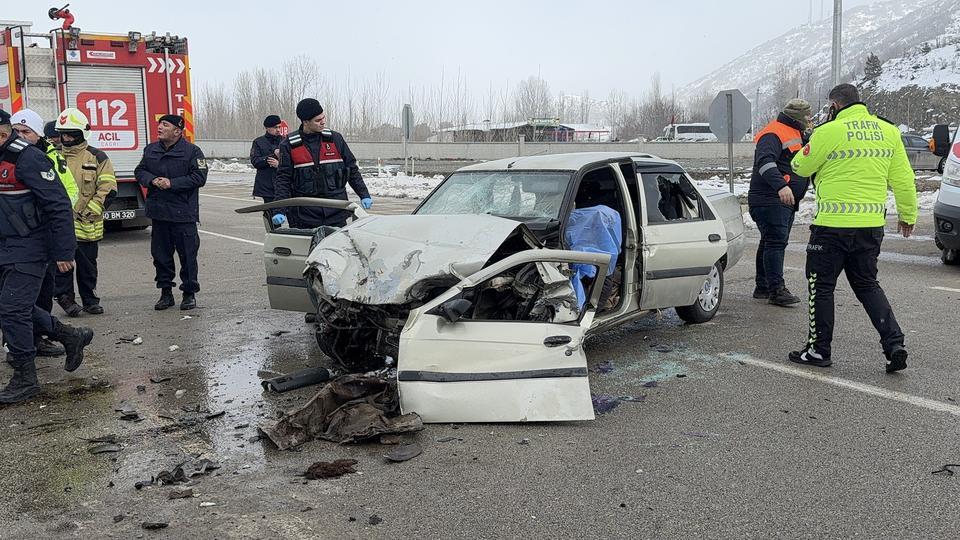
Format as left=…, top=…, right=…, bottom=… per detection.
left=416, top=171, right=572, bottom=220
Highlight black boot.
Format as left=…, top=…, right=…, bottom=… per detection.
left=752, top=287, right=770, bottom=299
left=82, top=304, right=104, bottom=315
left=36, top=337, right=65, bottom=357
left=768, top=287, right=801, bottom=307
left=885, top=344, right=908, bottom=373
left=180, top=293, right=196, bottom=311
left=57, top=295, right=83, bottom=317
left=54, top=321, right=94, bottom=372
left=0, top=359, right=40, bottom=404
left=155, top=288, right=175, bottom=311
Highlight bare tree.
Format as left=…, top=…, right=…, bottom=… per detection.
left=513, top=76, right=554, bottom=121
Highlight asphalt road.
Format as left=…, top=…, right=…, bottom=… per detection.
left=1, top=174, right=959, bottom=539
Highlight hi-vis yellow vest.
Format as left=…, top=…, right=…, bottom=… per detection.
left=62, top=141, right=116, bottom=241
left=791, top=103, right=917, bottom=227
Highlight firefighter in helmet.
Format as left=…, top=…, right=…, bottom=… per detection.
left=54, top=108, right=117, bottom=317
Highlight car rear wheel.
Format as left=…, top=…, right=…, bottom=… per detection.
left=676, top=262, right=724, bottom=324
left=939, top=156, right=947, bottom=175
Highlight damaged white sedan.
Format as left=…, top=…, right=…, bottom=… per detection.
left=238, top=152, right=744, bottom=423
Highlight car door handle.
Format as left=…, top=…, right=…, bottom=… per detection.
left=708, top=234, right=721, bottom=243
left=544, top=335, right=572, bottom=347
left=273, top=247, right=292, bottom=256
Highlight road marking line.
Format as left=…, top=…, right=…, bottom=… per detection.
left=197, top=229, right=263, bottom=246
left=931, top=286, right=960, bottom=293
left=729, top=353, right=960, bottom=417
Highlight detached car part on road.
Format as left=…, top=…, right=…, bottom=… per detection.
left=238, top=152, right=745, bottom=422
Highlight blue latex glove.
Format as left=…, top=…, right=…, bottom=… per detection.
left=361, top=197, right=373, bottom=209
left=271, top=214, right=287, bottom=226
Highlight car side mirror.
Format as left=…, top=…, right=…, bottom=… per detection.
left=429, top=298, right=472, bottom=324
left=932, top=125, right=951, bottom=157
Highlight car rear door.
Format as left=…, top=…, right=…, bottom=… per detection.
left=634, top=163, right=727, bottom=310
left=236, top=198, right=367, bottom=312
left=397, top=249, right=609, bottom=423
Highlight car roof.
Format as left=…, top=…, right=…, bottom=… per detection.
left=455, top=152, right=680, bottom=172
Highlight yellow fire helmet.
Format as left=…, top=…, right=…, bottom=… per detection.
left=55, top=107, right=91, bottom=140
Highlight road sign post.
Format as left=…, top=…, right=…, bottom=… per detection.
left=401, top=104, right=414, bottom=175
left=709, top=89, right=752, bottom=193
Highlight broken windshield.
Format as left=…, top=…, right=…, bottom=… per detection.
left=416, top=171, right=571, bottom=220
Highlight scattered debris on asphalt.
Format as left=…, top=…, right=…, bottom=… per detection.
left=270, top=330, right=290, bottom=337
left=591, top=394, right=620, bottom=414
left=369, top=515, right=383, bottom=525
left=619, top=395, right=646, bottom=403
left=204, top=410, right=225, bottom=420
left=174, top=389, right=186, bottom=398
left=304, top=459, right=358, bottom=479
left=154, top=458, right=221, bottom=485
left=518, top=438, right=530, bottom=445
left=168, top=487, right=194, bottom=499
left=435, top=436, right=462, bottom=443
left=141, top=522, right=169, bottom=530
left=379, top=434, right=402, bottom=445
left=88, top=443, right=122, bottom=454
left=643, top=381, right=659, bottom=388
left=261, top=367, right=332, bottom=393
left=932, top=464, right=960, bottom=476
left=117, top=335, right=138, bottom=343
left=593, top=361, right=615, bottom=374
left=168, top=345, right=180, bottom=352
left=112, top=514, right=124, bottom=523
left=136, top=384, right=146, bottom=393
left=115, top=403, right=141, bottom=422
left=199, top=501, right=217, bottom=508
left=384, top=443, right=422, bottom=463
left=180, top=315, right=193, bottom=321
left=260, top=375, right=423, bottom=449
left=133, top=337, right=143, bottom=345
left=150, top=376, right=171, bottom=384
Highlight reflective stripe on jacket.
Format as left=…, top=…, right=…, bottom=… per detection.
left=791, top=103, right=918, bottom=228
left=62, top=141, right=117, bottom=241
left=41, top=140, right=79, bottom=205
left=748, top=113, right=809, bottom=209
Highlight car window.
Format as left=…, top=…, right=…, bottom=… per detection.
left=640, top=172, right=703, bottom=223
left=677, top=125, right=712, bottom=134
left=416, top=171, right=571, bottom=220
left=903, top=135, right=926, bottom=149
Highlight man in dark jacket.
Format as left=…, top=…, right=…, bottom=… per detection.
left=0, top=109, right=94, bottom=403
left=250, top=115, right=283, bottom=202
left=134, top=114, right=208, bottom=311
left=272, top=99, right=372, bottom=228
left=747, top=99, right=812, bottom=307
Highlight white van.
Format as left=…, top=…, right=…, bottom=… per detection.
left=658, top=123, right=717, bottom=142
left=933, top=125, right=960, bottom=265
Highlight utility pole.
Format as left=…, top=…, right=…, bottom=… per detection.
left=831, top=0, right=842, bottom=87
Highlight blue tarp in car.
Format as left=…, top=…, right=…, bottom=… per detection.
left=563, top=205, right=622, bottom=308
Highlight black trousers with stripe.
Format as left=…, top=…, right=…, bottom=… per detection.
left=803, top=225, right=904, bottom=360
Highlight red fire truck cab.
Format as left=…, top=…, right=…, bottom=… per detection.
left=0, top=21, right=195, bottom=230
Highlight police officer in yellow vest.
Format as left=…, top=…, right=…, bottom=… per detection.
left=788, top=84, right=917, bottom=373
left=8, top=109, right=79, bottom=357
left=53, top=108, right=117, bottom=317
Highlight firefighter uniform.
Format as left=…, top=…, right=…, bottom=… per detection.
left=55, top=139, right=116, bottom=313
left=134, top=129, right=208, bottom=303
left=789, top=102, right=918, bottom=369
left=0, top=116, right=94, bottom=404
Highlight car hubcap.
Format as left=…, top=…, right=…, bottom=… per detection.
left=698, top=266, right=721, bottom=312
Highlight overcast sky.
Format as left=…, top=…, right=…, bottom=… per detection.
left=5, top=0, right=885, bottom=97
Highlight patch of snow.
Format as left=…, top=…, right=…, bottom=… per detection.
left=363, top=173, right=444, bottom=200
left=208, top=159, right=253, bottom=173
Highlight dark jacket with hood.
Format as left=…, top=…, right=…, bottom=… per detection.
left=748, top=113, right=810, bottom=210
left=250, top=132, right=282, bottom=198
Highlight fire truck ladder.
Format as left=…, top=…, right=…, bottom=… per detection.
left=13, top=27, right=64, bottom=121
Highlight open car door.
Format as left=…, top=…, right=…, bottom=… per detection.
left=397, top=249, right=610, bottom=423
left=235, top=198, right=368, bottom=313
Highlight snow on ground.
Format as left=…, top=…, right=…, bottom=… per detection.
left=363, top=173, right=443, bottom=199
left=740, top=190, right=939, bottom=230
left=208, top=159, right=254, bottom=173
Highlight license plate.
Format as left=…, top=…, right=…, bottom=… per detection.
left=104, top=210, right=136, bottom=220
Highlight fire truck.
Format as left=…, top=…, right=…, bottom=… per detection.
left=0, top=13, right=194, bottom=229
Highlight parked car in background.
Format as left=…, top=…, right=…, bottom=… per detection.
left=238, top=152, right=745, bottom=423
left=655, top=123, right=718, bottom=142
left=901, top=134, right=943, bottom=172
left=932, top=125, right=960, bottom=265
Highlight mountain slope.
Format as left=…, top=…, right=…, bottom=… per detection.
left=680, top=0, right=960, bottom=117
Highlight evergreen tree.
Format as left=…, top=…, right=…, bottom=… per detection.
left=864, top=53, right=883, bottom=80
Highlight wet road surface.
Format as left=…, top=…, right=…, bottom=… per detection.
left=1, top=174, right=959, bottom=538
